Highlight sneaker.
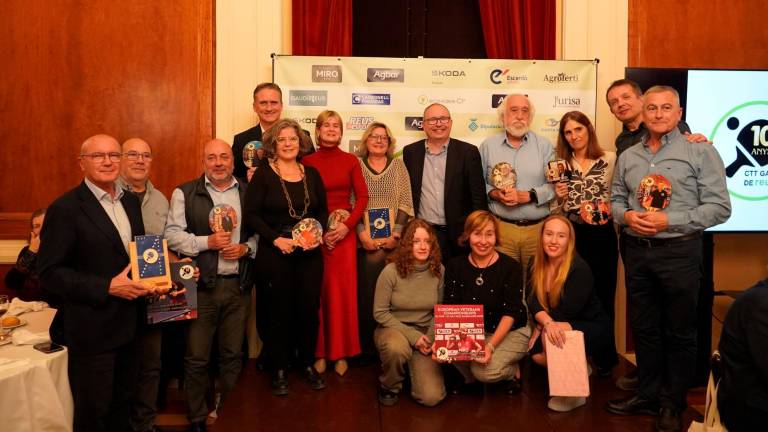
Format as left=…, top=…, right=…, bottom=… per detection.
left=548, top=396, right=587, bottom=412
left=378, top=386, right=399, bottom=406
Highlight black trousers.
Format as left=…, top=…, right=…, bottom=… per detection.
left=257, top=239, right=323, bottom=371
left=624, top=235, right=702, bottom=410
left=129, top=325, right=162, bottom=431
left=69, top=342, right=137, bottom=432
left=573, top=220, right=619, bottom=367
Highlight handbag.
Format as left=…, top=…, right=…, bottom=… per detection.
left=687, top=370, right=727, bottom=432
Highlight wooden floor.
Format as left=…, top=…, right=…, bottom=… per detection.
left=157, top=357, right=703, bottom=432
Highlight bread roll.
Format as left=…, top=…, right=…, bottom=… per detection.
left=1, top=316, right=20, bottom=327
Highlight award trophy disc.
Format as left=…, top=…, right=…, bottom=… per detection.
left=636, top=174, right=672, bottom=212
left=579, top=199, right=611, bottom=225
left=209, top=204, right=237, bottom=233
left=292, top=218, right=323, bottom=250
left=146, top=261, right=199, bottom=324
left=364, top=207, right=393, bottom=239
left=489, top=162, right=516, bottom=190
left=243, top=141, right=263, bottom=169
left=130, top=234, right=172, bottom=290
left=328, top=209, right=351, bottom=231
left=546, top=159, right=572, bottom=183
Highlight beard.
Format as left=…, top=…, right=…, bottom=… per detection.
left=505, top=122, right=529, bottom=138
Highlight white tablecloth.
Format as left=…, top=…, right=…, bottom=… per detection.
left=0, top=308, right=73, bottom=432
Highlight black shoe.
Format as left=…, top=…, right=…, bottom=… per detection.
left=656, top=407, right=682, bottom=432
left=616, top=369, right=640, bottom=391
left=302, top=366, right=326, bottom=390
left=271, top=369, right=289, bottom=396
left=188, top=421, right=207, bottom=432
left=597, top=365, right=614, bottom=378
left=378, top=386, right=399, bottom=406
left=605, top=394, right=659, bottom=416
left=506, top=377, right=523, bottom=395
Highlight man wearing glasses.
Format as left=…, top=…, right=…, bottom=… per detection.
left=118, top=138, right=170, bottom=432
left=479, top=94, right=555, bottom=272
left=608, top=86, right=730, bottom=432
left=402, top=103, right=487, bottom=261
left=38, top=134, right=152, bottom=431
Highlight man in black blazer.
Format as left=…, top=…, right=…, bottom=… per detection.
left=38, top=134, right=153, bottom=431
left=232, top=82, right=313, bottom=183
left=402, top=103, right=488, bottom=261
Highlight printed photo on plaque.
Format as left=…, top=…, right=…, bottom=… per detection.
left=209, top=204, right=237, bottom=233
left=546, top=159, right=572, bottom=183
left=579, top=199, right=611, bottom=225
left=146, top=261, right=199, bottom=324
left=489, top=162, right=517, bottom=190
left=242, top=140, right=264, bottom=169
left=129, top=234, right=172, bottom=290
left=292, top=218, right=323, bottom=250
left=364, top=207, right=393, bottom=239
left=636, top=174, right=672, bottom=212
left=433, top=304, right=485, bottom=362
left=328, top=209, right=350, bottom=231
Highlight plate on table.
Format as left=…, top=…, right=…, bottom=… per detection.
left=1, top=318, right=27, bottom=330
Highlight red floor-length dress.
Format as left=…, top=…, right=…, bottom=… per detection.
left=303, top=145, right=369, bottom=360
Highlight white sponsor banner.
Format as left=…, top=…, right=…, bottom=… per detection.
left=274, top=55, right=597, bottom=154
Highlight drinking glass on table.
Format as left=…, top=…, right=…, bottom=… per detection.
left=0, top=295, right=9, bottom=315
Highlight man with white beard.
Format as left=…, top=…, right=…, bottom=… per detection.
left=479, top=94, right=555, bottom=271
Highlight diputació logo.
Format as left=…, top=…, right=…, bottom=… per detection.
left=405, top=116, right=423, bottom=131
left=711, top=101, right=768, bottom=201
left=312, top=65, right=342, bottom=83
left=289, top=90, right=327, bottom=106
left=367, top=68, right=405, bottom=82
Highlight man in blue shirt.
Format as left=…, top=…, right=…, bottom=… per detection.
left=479, top=94, right=554, bottom=270
left=607, top=86, right=731, bottom=432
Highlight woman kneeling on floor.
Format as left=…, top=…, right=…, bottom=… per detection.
left=437, top=210, right=529, bottom=395
left=528, top=215, right=614, bottom=412
left=373, top=219, right=446, bottom=407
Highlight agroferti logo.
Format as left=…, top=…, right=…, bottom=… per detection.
left=367, top=68, right=405, bottom=82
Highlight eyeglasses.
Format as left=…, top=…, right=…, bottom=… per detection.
left=276, top=136, right=300, bottom=144
left=124, top=151, right=153, bottom=161
left=645, top=104, right=675, bottom=114
left=80, top=152, right=122, bottom=163
left=424, top=116, right=451, bottom=125
left=368, top=134, right=389, bottom=142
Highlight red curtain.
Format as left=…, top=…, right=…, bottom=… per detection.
left=292, top=0, right=353, bottom=56
left=478, top=0, right=556, bottom=59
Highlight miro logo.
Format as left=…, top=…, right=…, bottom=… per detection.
left=367, top=68, right=405, bottom=82
left=311, top=65, right=342, bottom=83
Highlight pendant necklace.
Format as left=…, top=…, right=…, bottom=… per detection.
left=468, top=251, right=497, bottom=286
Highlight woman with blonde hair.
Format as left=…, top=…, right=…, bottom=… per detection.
left=373, top=219, right=445, bottom=407
left=303, top=110, right=369, bottom=376
left=528, top=215, right=613, bottom=412
left=356, top=121, right=414, bottom=361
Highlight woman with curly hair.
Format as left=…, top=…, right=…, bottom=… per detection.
left=372, top=219, right=445, bottom=407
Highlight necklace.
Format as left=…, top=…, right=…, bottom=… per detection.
left=468, top=251, right=498, bottom=286
left=272, top=159, right=310, bottom=220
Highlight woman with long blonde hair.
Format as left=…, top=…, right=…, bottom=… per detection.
left=528, top=215, right=613, bottom=412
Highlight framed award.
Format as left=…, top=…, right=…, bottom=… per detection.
left=364, top=207, right=393, bottom=239
left=129, top=234, right=172, bottom=290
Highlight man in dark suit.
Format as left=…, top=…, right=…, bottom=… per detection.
left=38, top=134, right=154, bottom=432
left=402, top=103, right=488, bottom=261
left=232, top=82, right=313, bottom=183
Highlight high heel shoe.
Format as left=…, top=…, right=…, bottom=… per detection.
left=334, top=358, right=348, bottom=376
left=314, top=358, right=327, bottom=374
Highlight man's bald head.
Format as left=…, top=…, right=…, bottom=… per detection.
left=203, top=139, right=234, bottom=186
left=121, top=138, right=154, bottom=187
left=79, top=134, right=122, bottom=192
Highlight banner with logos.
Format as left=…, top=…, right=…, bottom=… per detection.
left=273, top=55, right=597, bottom=154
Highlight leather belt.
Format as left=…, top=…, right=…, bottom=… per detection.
left=497, top=216, right=545, bottom=227
left=625, top=231, right=701, bottom=248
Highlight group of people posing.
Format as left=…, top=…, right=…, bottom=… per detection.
left=29, top=78, right=731, bottom=432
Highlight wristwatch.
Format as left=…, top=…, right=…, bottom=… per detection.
left=529, top=188, right=538, bottom=204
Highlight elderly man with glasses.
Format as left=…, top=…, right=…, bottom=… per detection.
left=402, top=103, right=488, bottom=261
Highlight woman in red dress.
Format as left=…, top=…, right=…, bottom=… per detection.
left=302, top=110, right=369, bottom=375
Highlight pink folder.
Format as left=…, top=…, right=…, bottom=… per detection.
left=545, top=330, right=590, bottom=397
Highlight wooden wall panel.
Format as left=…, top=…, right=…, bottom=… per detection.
left=0, top=1, right=214, bottom=224
left=629, top=0, right=768, bottom=68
